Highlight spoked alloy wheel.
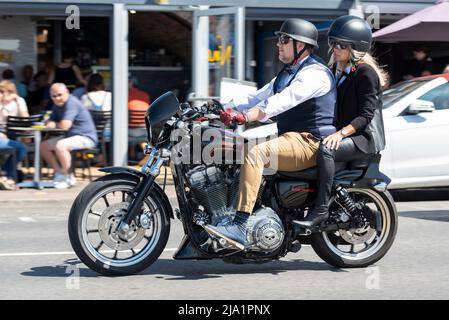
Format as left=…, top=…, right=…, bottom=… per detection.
left=68, top=175, right=170, bottom=276
left=311, top=188, right=397, bottom=268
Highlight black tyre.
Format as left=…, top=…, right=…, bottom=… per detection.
left=68, top=174, right=171, bottom=276
left=311, top=188, right=397, bottom=268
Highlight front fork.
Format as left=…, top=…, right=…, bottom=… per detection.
left=116, top=146, right=166, bottom=235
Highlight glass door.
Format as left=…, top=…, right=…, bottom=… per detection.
left=192, top=7, right=245, bottom=104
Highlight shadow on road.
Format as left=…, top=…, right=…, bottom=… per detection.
left=138, top=258, right=344, bottom=280
left=21, top=258, right=99, bottom=278
left=21, top=257, right=345, bottom=279
left=399, top=210, right=449, bottom=223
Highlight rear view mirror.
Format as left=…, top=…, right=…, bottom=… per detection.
left=407, top=99, right=435, bottom=114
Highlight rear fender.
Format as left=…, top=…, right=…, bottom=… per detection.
left=334, top=170, right=365, bottom=186
left=334, top=154, right=391, bottom=191
left=352, top=154, right=391, bottom=191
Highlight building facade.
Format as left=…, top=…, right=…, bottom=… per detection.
left=0, top=0, right=441, bottom=165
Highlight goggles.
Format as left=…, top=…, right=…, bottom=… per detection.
left=328, top=39, right=352, bottom=50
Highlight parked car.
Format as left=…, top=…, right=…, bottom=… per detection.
left=380, top=74, right=449, bottom=189
left=241, top=74, right=449, bottom=189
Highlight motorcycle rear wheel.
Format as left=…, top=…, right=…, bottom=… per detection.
left=311, top=188, right=397, bottom=268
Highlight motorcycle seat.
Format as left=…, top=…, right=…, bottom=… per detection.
left=278, top=162, right=346, bottom=180
left=277, top=155, right=373, bottom=180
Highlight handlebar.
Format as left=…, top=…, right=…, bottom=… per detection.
left=176, top=99, right=243, bottom=130
left=179, top=100, right=224, bottom=119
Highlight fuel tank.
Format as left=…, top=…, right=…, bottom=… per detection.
left=188, top=125, right=246, bottom=164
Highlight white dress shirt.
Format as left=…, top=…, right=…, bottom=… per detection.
left=336, top=65, right=352, bottom=87
left=231, top=55, right=334, bottom=122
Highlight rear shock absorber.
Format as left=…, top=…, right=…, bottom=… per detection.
left=335, top=185, right=358, bottom=215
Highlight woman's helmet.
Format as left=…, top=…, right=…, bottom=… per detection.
left=328, top=15, right=372, bottom=52
left=275, top=19, right=319, bottom=48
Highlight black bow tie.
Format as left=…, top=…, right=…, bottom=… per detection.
left=285, top=66, right=296, bottom=75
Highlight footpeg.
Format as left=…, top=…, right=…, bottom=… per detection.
left=290, top=240, right=302, bottom=253
left=292, top=220, right=313, bottom=236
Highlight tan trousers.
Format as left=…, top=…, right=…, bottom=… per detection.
left=236, top=132, right=320, bottom=213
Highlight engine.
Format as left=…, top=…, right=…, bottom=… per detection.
left=245, top=207, right=285, bottom=252
left=186, top=165, right=239, bottom=225
left=187, top=165, right=285, bottom=252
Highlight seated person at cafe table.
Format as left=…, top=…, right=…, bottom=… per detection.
left=41, top=83, right=98, bottom=189
left=0, top=80, right=29, bottom=189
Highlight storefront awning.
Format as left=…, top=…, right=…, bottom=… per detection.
left=373, top=0, right=449, bottom=42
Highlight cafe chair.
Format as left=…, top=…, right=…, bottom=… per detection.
left=70, top=110, right=112, bottom=181
left=90, top=110, right=112, bottom=165
left=70, top=148, right=97, bottom=181
left=128, top=109, right=147, bottom=164
left=6, top=114, right=44, bottom=173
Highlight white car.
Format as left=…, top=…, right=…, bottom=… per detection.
left=241, top=74, right=449, bottom=189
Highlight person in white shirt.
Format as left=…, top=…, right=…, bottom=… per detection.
left=206, top=19, right=337, bottom=246
left=0, top=80, right=29, bottom=185
left=0, top=80, right=30, bottom=122
left=80, top=74, right=111, bottom=111
left=80, top=74, right=111, bottom=165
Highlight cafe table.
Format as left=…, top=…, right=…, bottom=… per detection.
left=8, top=126, right=67, bottom=189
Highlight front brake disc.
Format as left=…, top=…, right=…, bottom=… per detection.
left=98, top=202, right=146, bottom=250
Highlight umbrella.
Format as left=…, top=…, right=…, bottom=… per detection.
left=373, top=0, right=449, bottom=42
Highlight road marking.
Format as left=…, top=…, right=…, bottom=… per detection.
left=18, top=217, right=38, bottom=223
left=0, top=248, right=178, bottom=258
left=0, top=251, right=75, bottom=257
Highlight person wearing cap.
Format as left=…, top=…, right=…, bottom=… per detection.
left=207, top=19, right=337, bottom=245
left=297, top=15, right=388, bottom=228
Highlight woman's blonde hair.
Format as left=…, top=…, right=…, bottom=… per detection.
left=329, top=48, right=390, bottom=88
left=0, top=80, right=17, bottom=94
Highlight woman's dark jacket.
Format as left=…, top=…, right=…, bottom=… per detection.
left=336, top=63, right=386, bottom=154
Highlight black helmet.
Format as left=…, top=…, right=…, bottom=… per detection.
left=275, top=19, right=319, bottom=48
left=328, top=15, right=372, bottom=52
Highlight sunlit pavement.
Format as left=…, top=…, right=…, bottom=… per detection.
left=0, top=183, right=448, bottom=300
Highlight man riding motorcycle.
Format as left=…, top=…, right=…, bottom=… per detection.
left=206, top=18, right=337, bottom=246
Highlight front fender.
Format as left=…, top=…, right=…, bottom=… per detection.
left=99, top=166, right=145, bottom=178
left=98, top=166, right=174, bottom=219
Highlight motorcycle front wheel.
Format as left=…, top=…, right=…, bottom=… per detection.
left=68, top=174, right=170, bottom=276
left=311, top=188, right=398, bottom=268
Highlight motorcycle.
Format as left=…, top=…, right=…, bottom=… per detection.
left=68, top=91, right=398, bottom=276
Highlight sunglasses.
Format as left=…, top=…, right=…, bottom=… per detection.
left=277, top=34, right=292, bottom=45
left=328, top=39, right=351, bottom=50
